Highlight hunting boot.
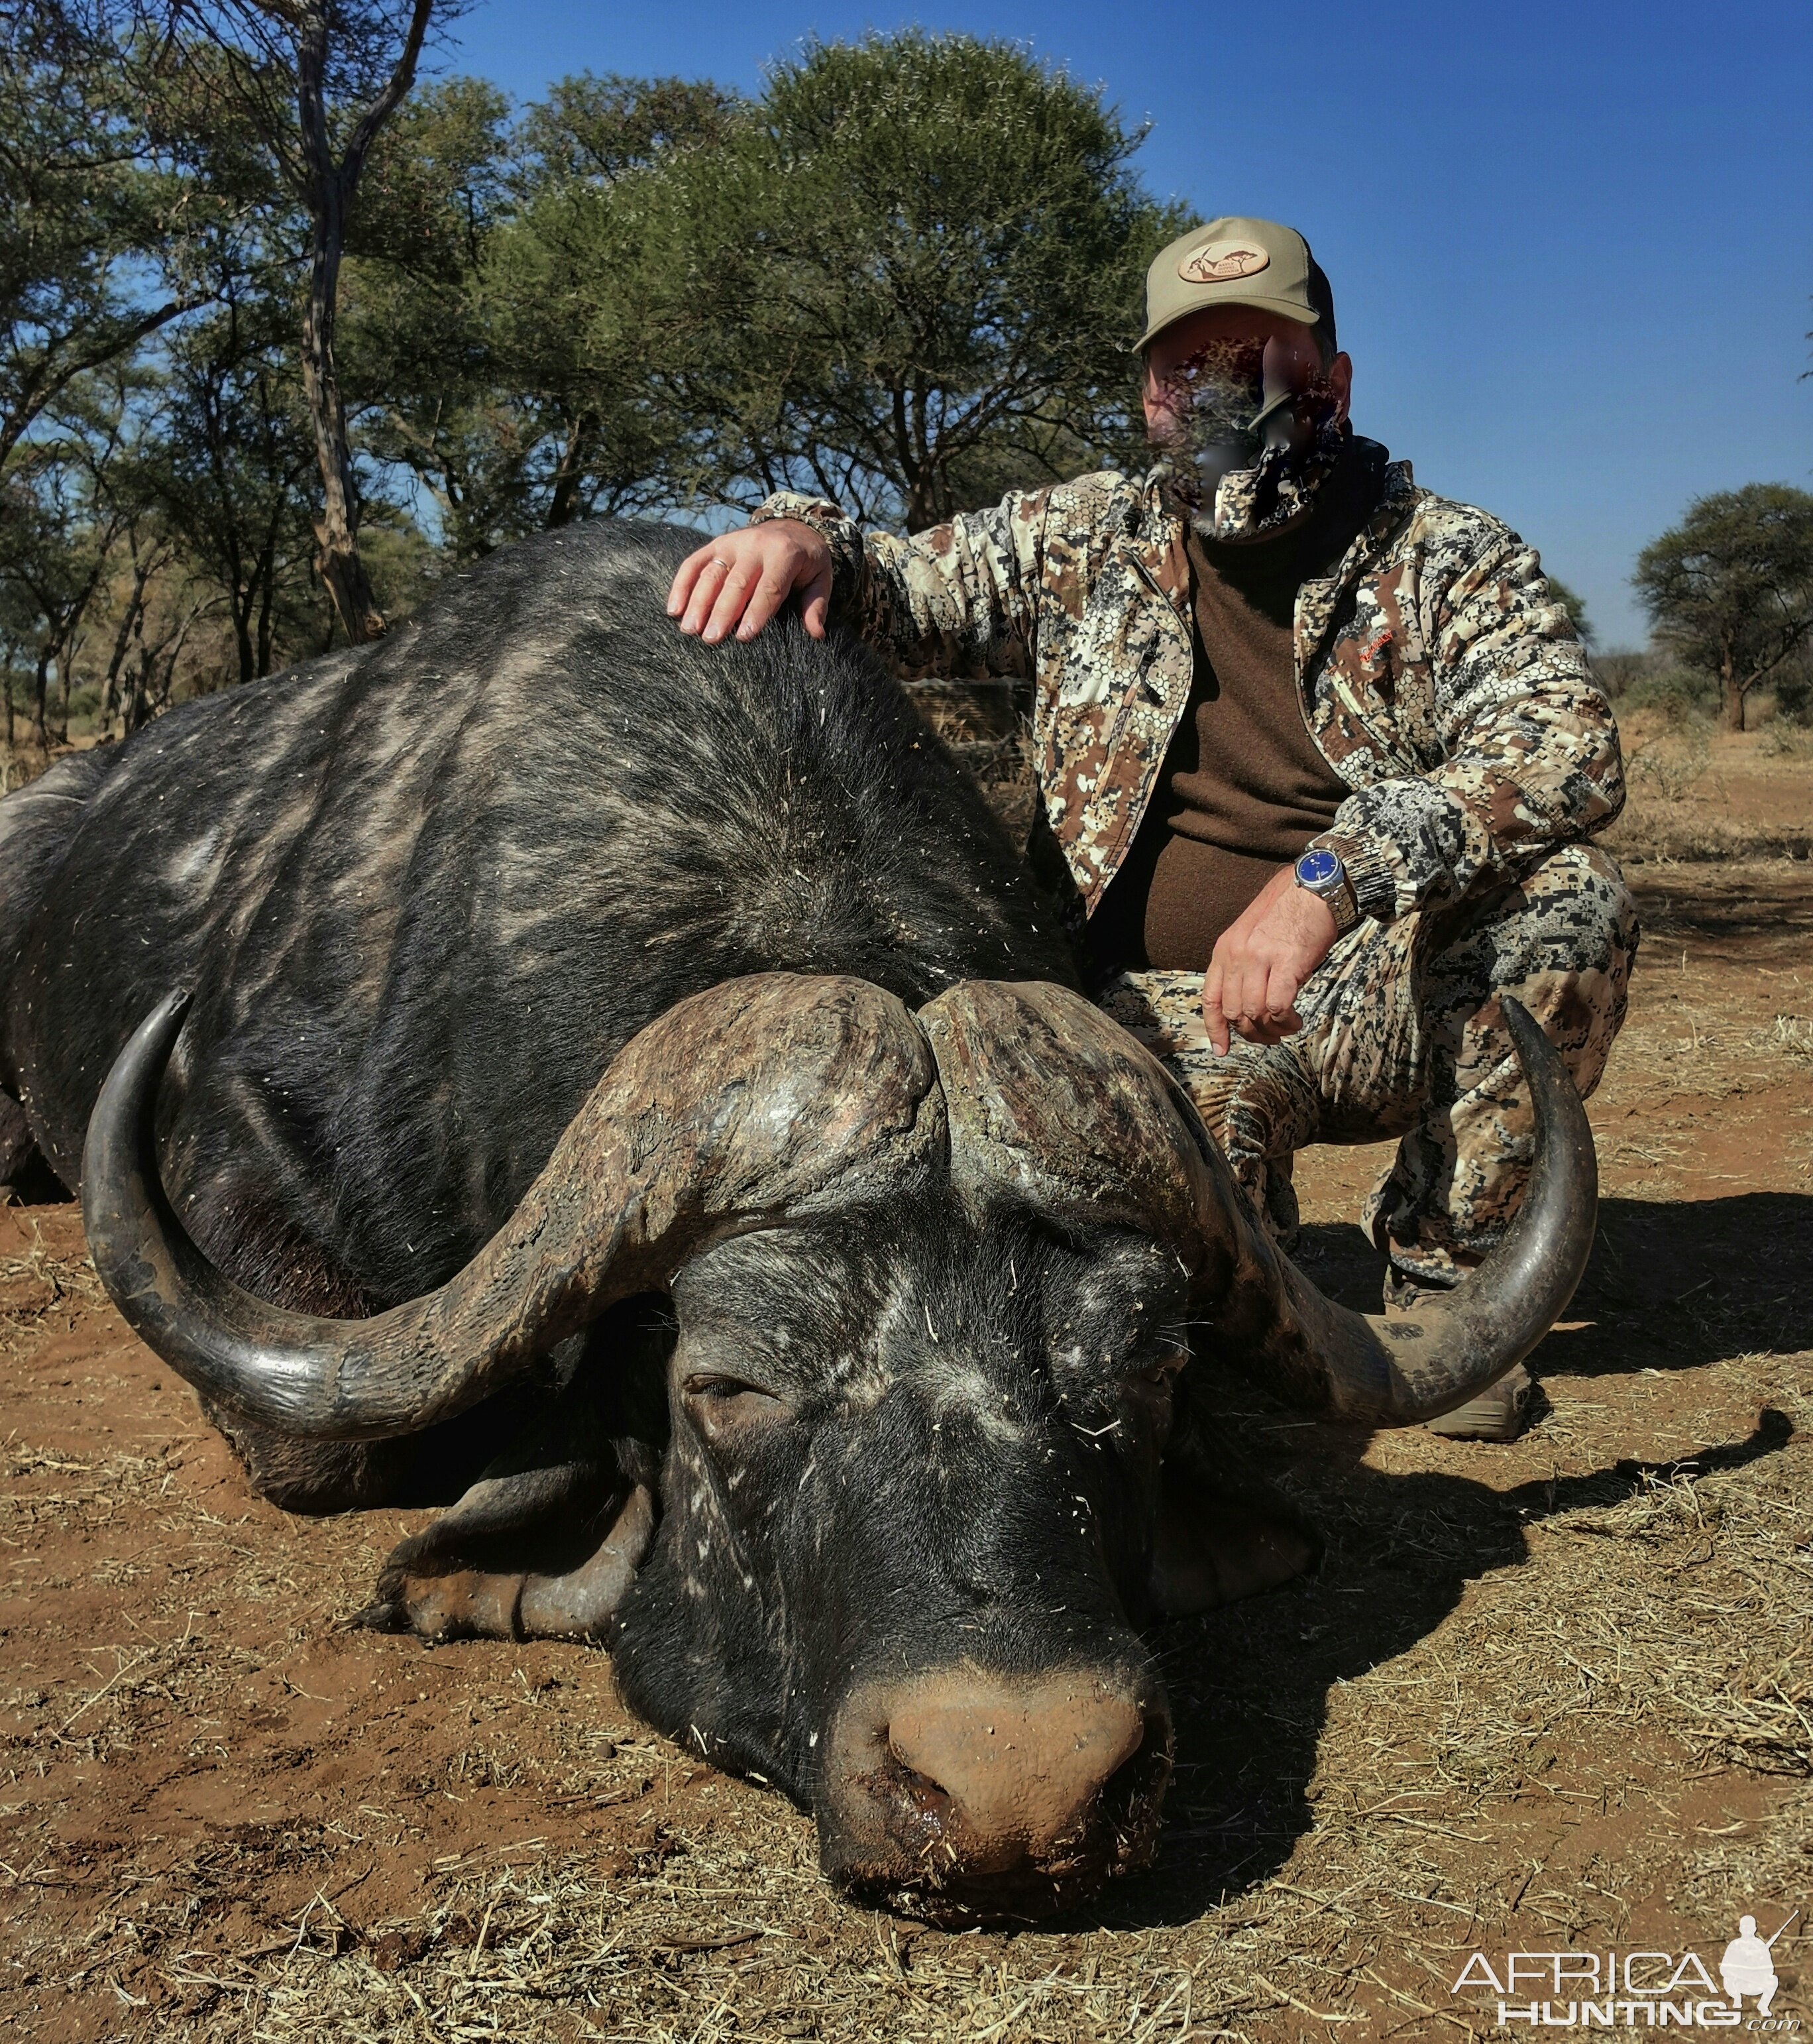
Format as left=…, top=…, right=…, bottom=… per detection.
left=1382, top=1270, right=1537, bottom=1443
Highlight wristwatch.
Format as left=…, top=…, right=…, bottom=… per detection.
left=1293, top=845, right=1360, bottom=934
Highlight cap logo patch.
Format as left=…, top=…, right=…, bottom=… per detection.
left=1178, top=239, right=1270, bottom=284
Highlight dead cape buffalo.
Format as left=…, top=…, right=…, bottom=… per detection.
left=0, top=520, right=1594, bottom=1921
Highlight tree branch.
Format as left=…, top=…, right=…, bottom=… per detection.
left=340, top=0, right=435, bottom=191
left=1, top=292, right=209, bottom=471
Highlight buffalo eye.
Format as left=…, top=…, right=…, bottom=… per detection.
left=681, top=1372, right=791, bottom=1440
left=1132, top=1345, right=1188, bottom=1392
left=1119, top=1345, right=1189, bottom=1435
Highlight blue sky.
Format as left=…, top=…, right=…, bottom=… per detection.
left=437, top=0, right=1811, bottom=646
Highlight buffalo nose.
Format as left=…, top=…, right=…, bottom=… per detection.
left=881, top=1672, right=1150, bottom=1873
left=822, top=1662, right=1173, bottom=1917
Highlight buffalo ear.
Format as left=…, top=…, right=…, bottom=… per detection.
left=1146, top=1434, right=1321, bottom=1618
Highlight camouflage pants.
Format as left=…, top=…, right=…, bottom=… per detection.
left=1097, top=843, right=1638, bottom=1291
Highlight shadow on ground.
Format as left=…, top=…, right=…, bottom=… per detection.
left=1076, top=1401, right=1798, bottom=1935
left=1633, top=867, right=1813, bottom=951
left=1295, top=1192, right=1813, bottom=1372
left=1058, top=1190, right=1812, bottom=1933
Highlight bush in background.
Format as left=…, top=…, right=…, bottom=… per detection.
left=1621, top=665, right=1720, bottom=728
left=1773, top=646, right=1813, bottom=725
left=1634, top=483, right=1813, bottom=732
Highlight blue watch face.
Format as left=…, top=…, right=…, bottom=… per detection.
left=1296, top=847, right=1341, bottom=888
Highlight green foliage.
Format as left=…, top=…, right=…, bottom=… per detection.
left=133, top=286, right=325, bottom=683
left=1545, top=577, right=1592, bottom=648
left=0, top=5, right=317, bottom=740
left=345, top=73, right=515, bottom=282
left=1633, top=483, right=1813, bottom=730
left=359, top=503, right=443, bottom=619
left=343, top=73, right=732, bottom=557
left=0, top=9, right=234, bottom=471
left=1588, top=649, right=1647, bottom=699
left=0, top=27, right=1201, bottom=729
left=514, top=73, right=739, bottom=187
left=651, top=32, right=1189, bottom=528
left=1620, top=664, right=1718, bottom=726
left=0, top=359, right=148, bottom=744
left=340, top=37, right=1185, bottom=551
left=1772, top=644, right=1813, bottom=726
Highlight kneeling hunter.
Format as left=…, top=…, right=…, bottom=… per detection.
left=667, top=215, right=1635, bottom=1442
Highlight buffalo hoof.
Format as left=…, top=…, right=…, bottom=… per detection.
left=357, top=1483, right=657, bottom=1642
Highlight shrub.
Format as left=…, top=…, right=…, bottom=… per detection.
left=1621, top=665, right=1718, bottom=727
left=1625, top=722, right=1711, bottom=803
left=1591, top=650, right=1650, bottom=700
left=1774, top=653, right=1813, bottom=726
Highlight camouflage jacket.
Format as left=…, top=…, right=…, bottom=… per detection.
left=749, top=445, right=1625, bottom=926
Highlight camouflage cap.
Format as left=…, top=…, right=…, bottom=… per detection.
left=1138, top=217, right=1336, bottom=353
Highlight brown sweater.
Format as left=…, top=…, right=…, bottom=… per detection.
left=1087, top=439, right=1386, bottom=977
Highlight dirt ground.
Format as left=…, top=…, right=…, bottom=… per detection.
left=1, top=725, right=1809, bottom=2041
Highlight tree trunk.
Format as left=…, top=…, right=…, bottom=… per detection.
left=101, top=593, right=142, bottom=732
left=298, top=171, right=384, bottom=644
left=0, top=296, right=203, bottom=481
left=32, top=652, right=51, bottom=749
left=292, top=0, right=434, bottom=646
left=231, top=589, right=256, bottom=687
left=256, top=539, right=276, bottom=677
left=1721, top=640, right=1745, bottom=730
left=102, top=539, right=162, bottom=735
left=124, top=655, right=148, bottom=735
left=117, top=610, right=145, bottom=734
left=546, top=411, right=596, bottom=528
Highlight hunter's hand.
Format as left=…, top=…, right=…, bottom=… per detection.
left=1202, top=864, right=1338, bottom=1054
left=667, top=522, right=834, bottom=644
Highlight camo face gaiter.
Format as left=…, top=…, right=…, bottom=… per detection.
left=1152, top=336, right=1345, bottom=543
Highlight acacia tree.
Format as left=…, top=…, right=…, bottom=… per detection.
left=0, top=437, right=129, bottom=745
left=138, top=0, right=447, bottom=642
left=1634, top=484, right=1813, bottom=731
left=0, top=9, right=213, bottom=475
left=655, top=32, right=1188, bottom=530
left=492, top=75, right=734, bottom=530
left=343, top=73, right=731, bottom=557
left=0, top=30, right=1207, bottom=762
left=337, top=76, right=518, bottom=555
left=136, top=284, right=322, bottom=683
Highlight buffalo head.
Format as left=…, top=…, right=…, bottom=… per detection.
left=80, top=974, right=1594, bottom=1921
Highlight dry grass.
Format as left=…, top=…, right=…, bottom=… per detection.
left=1770, top=1014, right=1813, bottom=1064
left=3, top=723, right=1812, bottom=2041
left=1603, top=714, right=1813, bottom=866
left=1623, top=722, right=1714, bottom=807
left=3, top=1202, right=1808, bottom=2039
left=1759, top=724, right=1813, bottom=762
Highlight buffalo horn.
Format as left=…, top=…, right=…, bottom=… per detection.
left=920, top=982, right=1594, bottom=1428
left=82, top=975, right=942, bottom=1440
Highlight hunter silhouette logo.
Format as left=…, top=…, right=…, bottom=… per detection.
left=1449, top=1909, right=1801, bottom=2029
left=1722, top=1913, right=1794, bottom=2016
left=1178, top=239, right=1270, bottom=284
